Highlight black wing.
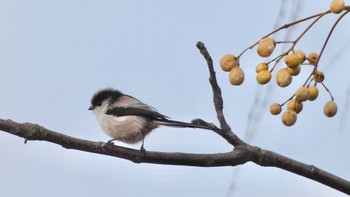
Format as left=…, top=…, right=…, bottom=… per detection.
left=106, top=103, right=169, bottom=121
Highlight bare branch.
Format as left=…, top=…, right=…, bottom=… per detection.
left=251, top=148, right=350, bottom=194
left=196, top=42, right=230, bottom=131
left=0, top=119, right=248, bottom=167
left=0, top=118, right=349, bottom=194
left=196, top=42, right=245, bottom=147
left=315, top=9, right=350, bottom=67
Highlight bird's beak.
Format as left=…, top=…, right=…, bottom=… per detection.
left=88, top=106, right=94, bottom=110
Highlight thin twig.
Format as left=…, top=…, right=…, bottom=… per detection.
left=196, top=42, right=245, bottom=146
left=321, top=82, right=335, bottom=101
left=314, top=9, right=350, bottom=68
left=264, top=12, right=326, bottom=38
left=290, top=10, right=331, bottom=51
left=196, top=42, right=230, bottom=130
left=237, top=10, right=330, bottom=60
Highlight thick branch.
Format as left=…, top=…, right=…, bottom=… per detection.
left=0, top=119, right=248, bottom=167
left=250, top=147, right=350, bottom=194
left=1, top=118, right=349, bottom=194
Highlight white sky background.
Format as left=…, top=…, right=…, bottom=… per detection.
left=0, top=0, right=349, bottom=196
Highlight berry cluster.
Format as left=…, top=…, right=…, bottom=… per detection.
left=219, top=0, right=348, bottom=126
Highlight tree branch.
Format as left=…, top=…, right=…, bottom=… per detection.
left=194, top=41, right=350, bottom=194
left=0, top=119, right=248, bottom=167
left=0, top=118, right=349, bottom=194
left=196, top=42, right=231, bottom=131
left=250, top=147, right=350, bottom=194
left=196, top=41, right=245, bottom=147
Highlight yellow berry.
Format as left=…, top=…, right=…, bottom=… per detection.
left=284, top=53, right=299, bottom=68
left=256, top=70, right=271, bottom=85
left=256, top=62, right=269, bottom=73
left=323, top=101, right=337, bottom=117
left=330, top=0, right=345, bottom=14
left=276, top=68, right=292, bottom=87
left=220, top=54, right=238, bottom=72
left=314, top=70, right=325, bottom=83
left=287, top=64, right=301, bottom=76
left=294, top=50, right=306, bottom=64
left=282, top=110, right=297, bottom=126
left=308, top=86, right=319, bottom=101
left=259, top=37, right=275, bottom=45
left=287, top=99, right=303, bottom=114
left=296, top=87, right=310, bottom=102
left=229, top=66, right=244, bottom=85
left=257, top=38, right=276, bottom=57
left=270, top=103, right=282, bottom=115
left=307, top=53, right=319, bottom=65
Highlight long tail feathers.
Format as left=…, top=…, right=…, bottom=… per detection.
left=154, top=119, right=211, bottom=130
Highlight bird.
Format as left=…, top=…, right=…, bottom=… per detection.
left=89, top=88, right=210, bottom=150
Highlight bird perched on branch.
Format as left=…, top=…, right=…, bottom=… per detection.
left=89, top=88, right=210, bottom=150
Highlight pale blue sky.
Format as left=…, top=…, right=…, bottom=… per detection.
left=0, top=1, right=349, bottom=196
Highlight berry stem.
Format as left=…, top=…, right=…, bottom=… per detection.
left=276, top=41, right=294, bottom=44
left=237, top=9, right=334, bottom=61
left=321, top=82, right=335, bottom=101
left=303, top=70, right=315, bottom=87
left=314, top=9, right=350, bottom=68
left=264, top=12, right=329, bottom=38
left=237, top=41, right=259, bottom=59
left=281, top=94, right=296, bottom=107
left=291, top=10, right=330, bottom=50
left=268, top=53, right=286, bottom=72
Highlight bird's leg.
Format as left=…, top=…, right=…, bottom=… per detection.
left=140, top=138, right=146, bottom=152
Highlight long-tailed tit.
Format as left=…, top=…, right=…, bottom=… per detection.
left=89, top=88, right=209, bottom=150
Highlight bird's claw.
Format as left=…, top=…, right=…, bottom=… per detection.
left=140, top=144, right=146, bottom=152
left=107, top=139, right=116, bottom=145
